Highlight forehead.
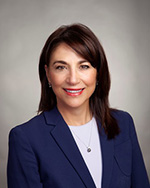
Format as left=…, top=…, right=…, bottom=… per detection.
left=50, top=43, right=85, bottom=62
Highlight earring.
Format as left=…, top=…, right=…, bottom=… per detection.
left=96, top=81, right=99, bottom=86
left=48, top=83, right=52, bottom=88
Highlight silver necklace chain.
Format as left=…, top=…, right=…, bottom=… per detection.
left=71, top=119, right=93, bottom=153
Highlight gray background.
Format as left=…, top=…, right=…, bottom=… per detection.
left=0, top=0, right=150, bottom=187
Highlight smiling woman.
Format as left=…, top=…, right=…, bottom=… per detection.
left=38, top=24, right=118, bottom=134
left=7, top=24, right=150, bottom=188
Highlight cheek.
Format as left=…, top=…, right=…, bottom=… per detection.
left=83, top=72, right=97, bottom=86
left=49, top=72, right=65, bottom=86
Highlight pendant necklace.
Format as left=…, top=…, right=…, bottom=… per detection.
left=71, top=119, right=93, bottom=153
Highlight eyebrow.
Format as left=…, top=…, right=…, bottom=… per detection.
left=52, top=60, right=88, bottom=65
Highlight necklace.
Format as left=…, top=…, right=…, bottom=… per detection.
left=70, top=118, right=93, bottom=153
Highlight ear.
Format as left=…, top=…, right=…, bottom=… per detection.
left=45, top=65, right=51, bottom=84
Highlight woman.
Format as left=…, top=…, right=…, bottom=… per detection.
left=7, top=24, right=150, bottom=188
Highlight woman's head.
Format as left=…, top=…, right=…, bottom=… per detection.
left=38, top=23, right=110, bottom=115
left=44, top=42, right=97, bottom=111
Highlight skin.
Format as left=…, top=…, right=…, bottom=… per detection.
left=45, top=43, right=97, bottom=125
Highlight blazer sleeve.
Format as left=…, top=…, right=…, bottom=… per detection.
left=128, top=114, right=150, bottom=187
left=7, top=126, right=43, bottom=188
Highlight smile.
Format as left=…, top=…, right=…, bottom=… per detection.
left=63, top=88, right=85, bottom=96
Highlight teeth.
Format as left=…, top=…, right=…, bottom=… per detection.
left=65, top=89, right=82, bottom=93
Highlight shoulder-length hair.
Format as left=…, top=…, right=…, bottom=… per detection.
left=38, top=23, right=120, bottom=139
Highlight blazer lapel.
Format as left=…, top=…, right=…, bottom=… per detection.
left=98, top=122, right=114, bottom=188
left=44, top=107, right=96, bottom=188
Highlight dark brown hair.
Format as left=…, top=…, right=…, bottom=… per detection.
left=38, top=23, right=120, bottom=139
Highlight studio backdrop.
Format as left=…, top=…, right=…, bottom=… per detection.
left=0, top=0, right=150, bottom=187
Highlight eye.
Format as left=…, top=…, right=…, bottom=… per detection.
left=80, top=65, right=90, bottom=69
left=56, top=66, right=66, bottom=70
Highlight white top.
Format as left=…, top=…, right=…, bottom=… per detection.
left=69, top=117, right=102, bottom=188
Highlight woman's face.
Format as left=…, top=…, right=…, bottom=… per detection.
left=45, top=43, right=97, bottom=110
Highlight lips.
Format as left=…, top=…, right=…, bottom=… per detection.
left=63, top=88, right=85, bottom=96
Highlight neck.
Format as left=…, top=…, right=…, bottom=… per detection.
left=57, top=104, right=92, bottom=126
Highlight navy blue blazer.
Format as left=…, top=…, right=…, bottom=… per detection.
left=7, top=107, right=150, bottom=188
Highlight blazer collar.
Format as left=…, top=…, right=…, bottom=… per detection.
left=44, top=107, right=96, bottom=188
left=44, top=107, right=114, bottom=188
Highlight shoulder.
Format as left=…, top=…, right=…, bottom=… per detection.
left=8, top=112, right=50, bottom=146
left=111, top=109, right=136, bottom=144
left=111, top=109, right=133, bottom=122
left=8, top=107, right=59, bottom=143
left=111, top=109, right=134, bottom=129
left=10, top=113, right=45, bottom=134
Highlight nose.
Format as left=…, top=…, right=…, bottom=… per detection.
left=66, top=68, right=80, bottom=85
